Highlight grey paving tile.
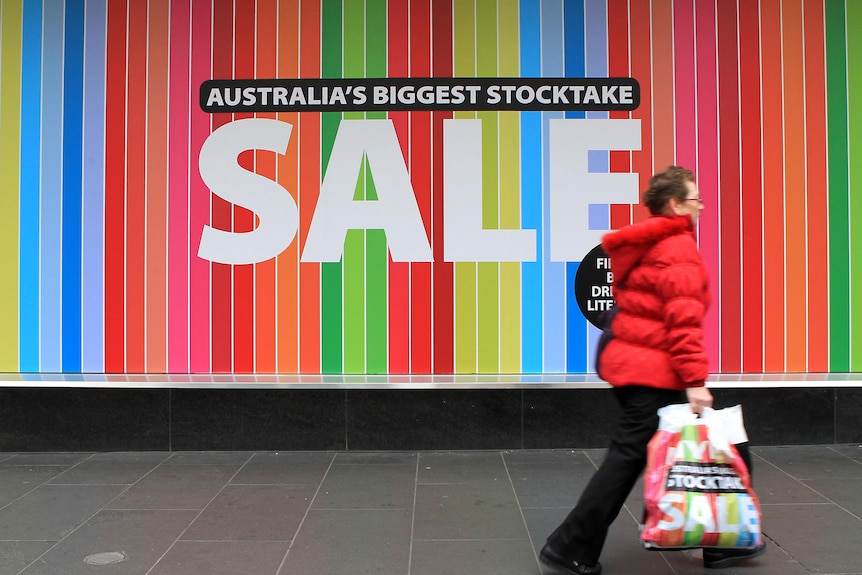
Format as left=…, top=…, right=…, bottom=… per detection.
left=164, top=452, right=253, bottom=465
left=332, top=451, right=416, bottom=465
left=47, top=452, right=170, bottom=485
left=798, top=475, right=862, bottom=516
left=748, top=457, right=831, bottom=505
left=0, top=454, right=93, bottom=467
left=417, top=451, right=508, bottom=484
left=104, top=465, right=238, bottom=510
left=0, top=466, right=69, bottom=508
left=828, top=443, right=862, bottom=461
left=504, top=450, right=599, bottom=509
left=17, top=509, right=198, bottom=575
left=181, top=484, right=316, bottom=541
left=754, top=445, right=862, bottom=480
left=761, top=503, right=862, bottom=573
left=312, top=463, right=415, bottom=510
left=0, top=542, right=55, bottom=574
left=148, top=541, right=288, bottom=575
left=413, top=482, right=527, bottom=540
left=0, top=484, right=125, bottom=541
left=411, top=539, right=539, bottom=575
left=229, top=452, right=333, bottom=485
left=279, top=509, right=411, bottom=575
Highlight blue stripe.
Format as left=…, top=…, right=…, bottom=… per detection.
left=520, top=0, right=542, bottom=373
left=40, top=2, right=64, bottom=372
left=62, top=0, right=85, bottom=372
left=19, top=0, right=43, bottom=372
left=82, top=0, right=106, bottom=372
left=542, top=0, right=566, bottom=373
left=564, top=0, right=587, bottom=372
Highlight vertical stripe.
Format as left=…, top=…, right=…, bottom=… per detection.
left=189, top=0, right=212, bottom=372
left=803, top=0, right=829, bottom=372
left=104, top=0, right=127, bottom=372
left=825, top=0, right=850, bottom=371
left=783, top=0, right=807, bottom=371
left=320, top=0, right=343, bottom=374
left=608, top=0, right=632, bottom=232
left=432, top=0, right=454, bottom=373
left=739, top=0, right=763, bottom=371
left=168, top=0, right=191, bottom=372
left=630, top=0, right=653, bottom=224
left=298, top=0, right=321, bottom=374
left=233, top=0, right=255, bottom=373
left=19, top=0, right=42, bottom=371
left=41, top=2, right=64, bottom=372
left=275, top=0, right=300, bottom=373
left=652, top=0, right=675, bottom=168
left=564, top=0, right=586, bottom=374
left=0, top=0, right=23, bottom=370
left=82, top=0, right=107, bottom=372
left=210, top=0, right=233, bottom=372
left=477, top=0, right=499, bottom=373
left=147, top=0, right=169, bottom=372
left=761, top=0, right=786, bottom=370
left=126, top=0, right=147, bottom=372
left=499, top=0, right=520, bottom=374
left=255, top=0, right=278, bottom=373
left=673, top=0, right=697, bottom=169
left=410, top=0, right=432, bottom=374
left=542, top=0, right=565, bottom=373
left=387, top=0, right=410, bottom=374
left=848, top=0, right=862, bottom=369
left=520, top=0, right=542, bottom=373
left=453, top=0, right=477, bottom=373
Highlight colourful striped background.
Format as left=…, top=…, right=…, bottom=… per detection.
left=0, top=0, right=858, bottom=375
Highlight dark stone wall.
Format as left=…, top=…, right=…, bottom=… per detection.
left=0, top=387, right=858, bottom=451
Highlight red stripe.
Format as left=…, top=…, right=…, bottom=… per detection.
left=608, top=0, right=631, bottom=230
left=630, top=0, right=653, bottom=224
left=804, top=0, right=829, bottom=371
left=432, top=0, right=453, bottom=373
left=387, top=0, right=410, bottom=373
left=739, top=0, right=763, bottom=372
left=717, top=0, right=741, bottom=372
left=104, top=0, right=127, bottom=372
left=126, top=0, right=148, bottom=372
left=232, top=1, right=255, bottom=373
left=211, top=0, right=233, bottom=372
left=410, top=0, right=432, bottom=373
left=298, top=0, right=321, bottom=373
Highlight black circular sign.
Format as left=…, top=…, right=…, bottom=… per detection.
left=575, top=244, right=615, bottom=328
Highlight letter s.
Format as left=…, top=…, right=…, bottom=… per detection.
left=198, top=118, right=298, bottom=264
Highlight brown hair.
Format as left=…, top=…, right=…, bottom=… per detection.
left=642, top=166, right=694, bottom=215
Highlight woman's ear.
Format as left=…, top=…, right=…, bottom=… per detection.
left=667, top=197, right=684, bottom=215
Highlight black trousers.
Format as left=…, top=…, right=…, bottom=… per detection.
left=545, top=386, right=754, bottom=566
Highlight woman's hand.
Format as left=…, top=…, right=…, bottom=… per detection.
left=686, top=386, right=713, bottom=413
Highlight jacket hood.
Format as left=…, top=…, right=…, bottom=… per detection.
left=601, top=214, right=693, bottom=283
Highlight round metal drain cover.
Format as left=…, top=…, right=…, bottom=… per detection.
left=84, top=551, right=127, bottom=565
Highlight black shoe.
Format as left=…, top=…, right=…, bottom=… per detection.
left=539, top=544, right=603, bottom=575
left=703, top=542, right=767, bottom=569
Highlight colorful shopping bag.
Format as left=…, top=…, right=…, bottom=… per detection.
left=640, top=404, right=762, bottom=550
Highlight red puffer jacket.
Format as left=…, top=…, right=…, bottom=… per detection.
left=599, top=214, right=710, bottom=390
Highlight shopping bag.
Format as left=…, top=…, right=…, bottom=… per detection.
left=640, top=403, right=762, bottom=550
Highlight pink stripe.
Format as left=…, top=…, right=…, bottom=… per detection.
left=673, top=0, right=697, bottom=168
left=694, top=0, right=720, bottom=372
left=168, top=0, right=191, bottom=372
left=189, top=0, right=212, bottom=372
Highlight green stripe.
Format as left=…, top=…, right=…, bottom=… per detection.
left=342, top=0, right=365, bottom=373
left=847, top=0, right=862, bottom=370
left=825, top=0, right=851, bottom=371
left=477, top=0, right=499, bottom=372
left=0, top=1, right=22, bottom=369
left=321, top=0, right=343, bottom=373
left=499, top=0, right=521, bottom=373
left=365, top=0, right=387, bottom=373
left=454, top=0, right=477, bottom=372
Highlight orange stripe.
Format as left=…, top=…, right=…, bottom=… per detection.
left=299, top=0, right=321, bottom=373
left=651, top=0, right=675, bottom=170
left=631, top=0, right=653, bottom=224
left=783, top=0, right=806, bottom=371
left=277, top=0, right=300, bottom=373
left=256, top=0, right=279, bottom=373
left=761, top=0, right=785, bottom=370
left=146, top=0, right=169, bottom=372
left=804, top=0, right=829, bottom=371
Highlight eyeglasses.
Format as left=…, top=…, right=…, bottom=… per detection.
left=683, top=197, right=703, bottom=205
